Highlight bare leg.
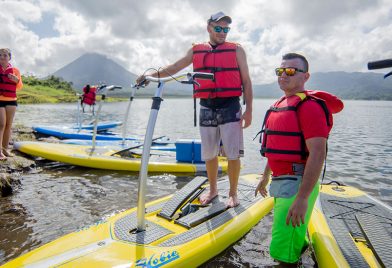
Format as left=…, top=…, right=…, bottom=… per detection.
left=0, top=108, right=7, bottom=159
left=226, top=158, right=241, bottom=207
left=2, top=105, right=16, bottom=156
left=199, top=157, right=219, bottom=205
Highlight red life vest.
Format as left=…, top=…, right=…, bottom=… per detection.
left=192, top=42, right=242, bottom=99
left=0, top=65, right=17, bottom=98
left=82, top=86, right=97, bottom=105
left=260, top=90, right=344, bottom=162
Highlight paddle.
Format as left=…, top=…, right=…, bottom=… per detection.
left=110, top=135, right=167, bottom=156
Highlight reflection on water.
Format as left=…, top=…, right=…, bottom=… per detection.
left=326, top=101, right=392, bottom=204
left=1, top=99, right=391, bottom=266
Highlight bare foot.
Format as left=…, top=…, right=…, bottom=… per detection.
left=226, top=195, right=239, bottom=208
left=199, top=191, right=218, bottom=205
left=2, top=150, right=14, bottom=157
left=0, top=153, right=7, bottom=161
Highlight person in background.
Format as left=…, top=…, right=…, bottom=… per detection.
left=136, top=11, right=253, bottom=208
left=0, top=48, right=23, bottom=160
left=255, top=53, right=343, bottom=265
left=81, top=84, right=97, bottom=113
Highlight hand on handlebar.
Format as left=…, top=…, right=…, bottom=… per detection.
left=136, top=75, right=150, bottom=88
left=135, top=71, right=214, bottom=87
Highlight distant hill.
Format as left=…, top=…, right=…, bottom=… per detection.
left=52, top=53, right=138, bottom=92
left=254, top=71, right=392, bottom=100
left=51, top=52, right=192, bottom=97
left=51, top=53, right=392, bottom=100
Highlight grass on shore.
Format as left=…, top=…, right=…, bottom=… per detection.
left=17, top=75, right=126, bottom=104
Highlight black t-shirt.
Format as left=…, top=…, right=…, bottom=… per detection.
left=200, top=97, right=240, bottom=109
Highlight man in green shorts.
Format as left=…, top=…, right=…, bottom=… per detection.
left=255, top=53, right=343, bottom=264
left=136, top=11, right=253, bottom=208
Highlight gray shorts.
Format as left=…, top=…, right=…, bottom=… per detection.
left=199, top=105, right=244, bottom=161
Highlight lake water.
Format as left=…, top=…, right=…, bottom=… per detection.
left=1, top=98, right=391, bottom=267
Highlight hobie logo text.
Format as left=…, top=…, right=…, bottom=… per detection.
left=135, top=250, right=180, bottom=267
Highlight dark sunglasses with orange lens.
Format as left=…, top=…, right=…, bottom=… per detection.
left=275, top=67, right=306, bottom=76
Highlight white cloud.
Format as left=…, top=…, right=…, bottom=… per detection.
left=1, top=0, right=391, bottom=83
left=1, top=0, right=42, bottom=23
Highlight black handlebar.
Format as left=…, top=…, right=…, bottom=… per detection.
left=193, top=72, right=214, bottom=80
left=367, top=59, right=392, bottom=70
left=134, top=72, right=214, bottom=89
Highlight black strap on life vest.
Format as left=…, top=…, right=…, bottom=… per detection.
left=313, top=98, right=331, bottom=126
left=0, top=74, right=16, bottom=86
left=320, top=139, right=328, bottom=188
left=256, top=96, right=332, bottom=161
left=259, top=125, right=308, bottom=160
left=257, top=96, right=332, bottom=160
left=0, top=88, right=16, bottom=94
left=193, top=45, right=240, bottom=121
left=193, top=48, right=237, bottom=54
left=194, top=47, right=237, bottom=79
left=253, top=108, right=271, bottom=144
left=0, top=73, right=17, bottom=96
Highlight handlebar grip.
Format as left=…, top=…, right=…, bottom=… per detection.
left=193, top=72, right=214, bottom=80
left=135, top=79, right=147, bottom=88
left=368, top=59, right=392, bottom=70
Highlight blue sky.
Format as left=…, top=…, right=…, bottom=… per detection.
left=1, top=0, right=391, bottom=84
left=26, top=12, right=58, bottom=39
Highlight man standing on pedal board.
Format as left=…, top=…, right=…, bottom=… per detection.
left=255, top=53, right=343, bottom=264
left=136, top=12, right=253, bottom=208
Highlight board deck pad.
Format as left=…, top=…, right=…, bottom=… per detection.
left=356, top=214, right=392, bottom=267
left=320, top=192, right=392, bottom=268
left=158, top=176, right=208, bottom=220
left=175, top=180, right=258, bottom=229
left=114, top=215, right=173, bottom=244
left=160, top=180, right=260, bottom=247
left=175, top=198, right=227, bottom=228
left=113, top=202, right=167, bottom=244
left=112, top=178, right=262, bottom=247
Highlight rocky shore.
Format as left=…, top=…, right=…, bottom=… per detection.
left=0, top=125, right=37, bottom=197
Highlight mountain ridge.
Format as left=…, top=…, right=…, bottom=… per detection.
left=51, top=53, right=392, bottom=100
left=52, top=53, right=138, bottom=91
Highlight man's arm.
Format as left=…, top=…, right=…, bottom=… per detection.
left=136, top=48, right=193, bottom=84
left=236, top=45, right=253, bottom=128
left=285, top=137, right=326, bottom=227
left=255, top=162, right=271, bottom=198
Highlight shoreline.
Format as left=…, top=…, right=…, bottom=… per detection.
left=0, top=125, right=37, bottom=197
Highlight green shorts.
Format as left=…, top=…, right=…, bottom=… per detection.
left=270, top=181, right=319, bottom=263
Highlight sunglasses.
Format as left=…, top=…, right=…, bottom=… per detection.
left=213, top=26, right=230, bottom=33
left=275, top=67, right=306, bottom=77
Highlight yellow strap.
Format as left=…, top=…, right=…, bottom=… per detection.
left=295, top=92, right=307, bottom=101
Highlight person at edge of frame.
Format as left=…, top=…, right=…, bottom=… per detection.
left=0, top=48, right=23, bottom=161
